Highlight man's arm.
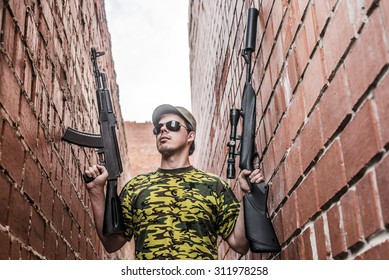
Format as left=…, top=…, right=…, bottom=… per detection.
left=226, top=169, right=264, bottom=255
left=85, top=164, right=127, bottom=253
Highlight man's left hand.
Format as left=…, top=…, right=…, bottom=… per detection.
left=238, top=169, right=264, bottom=193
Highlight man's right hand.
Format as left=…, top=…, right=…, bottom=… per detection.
left=84, top=164, right=108, bottom=190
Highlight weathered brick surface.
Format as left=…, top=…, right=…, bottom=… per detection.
left=124, top=122, right=161, bottom=176
left=1, top=0, right=131, bottom=259
left=189, top=0, right=389, bottom=259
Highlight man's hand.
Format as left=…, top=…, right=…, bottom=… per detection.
left=238, top=169, right=264, bottom=193
left=84, top=164, right=108, bottom=191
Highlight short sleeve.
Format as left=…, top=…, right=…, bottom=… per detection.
left=119, top=181, right=135, bottom=239
left=215, top=180, right=240, bottom=240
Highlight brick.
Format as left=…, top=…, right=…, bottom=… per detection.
left=356, top=240, right=389, bottom=260
left=304, top=3, right=317, bottom=55
left=13, top=35, right=26, bottom=84
left=43, top=226, right=57, bottom=260
left=71, top=222, right=79, bottom=253
left=281, top=192, right=299, bottom=242
left=295, top=24, right=310, bottom=76
left=1, top=9, right=16, bottom=58
left=286, top=86, right=306, bottom=142
left=302, top=48, right=327, bottom=113
left=284, top=138, right=302, bottom=193
left=8, top=188, right=31, bottom=244
left=284, top=236, right=304, bottom=260
left=322, top=0, right=355, bottom=75
left=340, top=189, right=363, bottom=248
left=25, top=13, right=39, bottom=58
left=345, top=8, right=389, bottom=106
left=272, top=119, right=289, bottom=166
left=296, top=169, right=319, bottom=227
left=52, top=194, right=63, bottom=232
left=7, top=0, right=27, bottom=37
left=56, top=238, right=67, bottom=260
left=79, top=230, right=87, bottom=259
left=29, top=209, right=45, bottom=256
left=9, top=240, right=21, bottom=259
left=62, top=212, right=72, bottom=243
left=299, top=107, right=324, bottom=171
left=301, top=226, right=313, bottom=259
left=285, top=49, right=299, bottom=92
left=0, top=56, right=21, bottom=121
left=316, top=139, right=347, bottom=207
left=22, top=154, right=41, bottom=204
left=356, top=171, right=382, bottom=237
left=36, top=125, right=52, bottom=175
left=19, top=96, right=39, bottom=151
left=0, top=172, right=11, bottom=225
left=1, top=122, right=25, bottom=185
left=327, top=203, right=347, bottom=257
left=312, top=0, right=331, bottom=37
left=375, top=155, right=389, bottom=226
left=269, top=163, right=286, bottom=211
left=319, top=65, right=352, bottom=141
left=380, top=0, right=389, bottom=35
left=340, top=100, right=381, bottom=181
left=40, top=176, right=54, bottom=221
left=375, top=73, right=389, bottom=145
left=272, top=206, right=285, bottom=245
left=0, top=230, right=10, bottom=259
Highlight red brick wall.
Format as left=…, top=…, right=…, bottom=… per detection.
left=124, top=122, right=161, bottom=176
left=189, top=0, right=389, bottom=259
left=0, top=0, right=131, bottom=259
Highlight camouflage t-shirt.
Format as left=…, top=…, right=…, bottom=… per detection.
left=119, top=166, right=240, bottom=260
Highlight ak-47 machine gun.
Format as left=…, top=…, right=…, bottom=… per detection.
left=227, top=8, right=281, bottom=253
left=62, top=48, right=125, bottom=236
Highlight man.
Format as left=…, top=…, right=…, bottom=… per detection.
left=85, top=104, right=264, bottom=259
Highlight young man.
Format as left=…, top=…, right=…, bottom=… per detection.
left=85, top=104, right=264, bottom=259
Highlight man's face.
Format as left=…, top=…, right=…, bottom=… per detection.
left=155, top=114, right=194, bottom=158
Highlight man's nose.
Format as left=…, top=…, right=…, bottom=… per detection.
left=159, top=124, right=168, bottom=133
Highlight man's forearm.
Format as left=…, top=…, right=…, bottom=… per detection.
left=227, top=202, right=249, bottom=255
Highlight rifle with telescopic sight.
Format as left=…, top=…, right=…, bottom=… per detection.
left=227, top=8, right=281, bottom=253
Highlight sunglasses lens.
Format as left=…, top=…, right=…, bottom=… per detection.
left=166, top=121, right=181, bottom=131
left=153, top=123, right=164, bottom=135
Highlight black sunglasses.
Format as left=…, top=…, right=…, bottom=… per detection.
left=153, top=120, right=190, bottom=135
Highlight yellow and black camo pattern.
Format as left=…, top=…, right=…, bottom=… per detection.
left=119, top=166, right=240, bottom=260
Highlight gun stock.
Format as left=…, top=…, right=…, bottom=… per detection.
left=227, top=8, right=281, bottom=253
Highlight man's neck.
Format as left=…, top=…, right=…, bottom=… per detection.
left=160, top=155, right=191, bottom=170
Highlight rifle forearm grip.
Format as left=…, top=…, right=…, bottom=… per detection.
left=244, top=182, right=281, bottom=252
left=103, top=180, right=125, bottom=235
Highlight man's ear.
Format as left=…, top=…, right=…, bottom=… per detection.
left=187, top=131, right=195, bottom=143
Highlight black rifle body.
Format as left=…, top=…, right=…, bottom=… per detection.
left=62, top=48, right=125, bottom=236
left=227, top=8, right=281, bottom=253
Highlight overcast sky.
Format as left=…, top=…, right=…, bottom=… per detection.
left=105, top=0, right=191, bottom=122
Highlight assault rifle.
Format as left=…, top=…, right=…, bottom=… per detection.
left=227, top=8, right=281, bottom=253
left=62, top=47, right=125, bottom=236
